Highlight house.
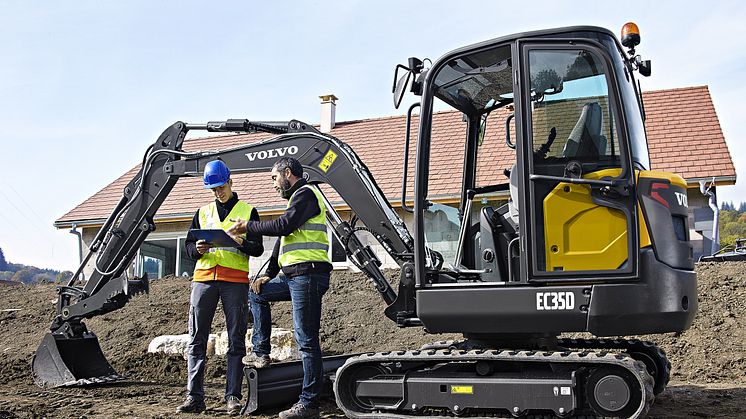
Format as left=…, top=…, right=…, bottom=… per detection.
left=54, top=86, right=735, bottom=278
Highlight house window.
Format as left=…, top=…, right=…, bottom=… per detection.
left=138, top=240, right=175, bottom=279
left=142, top=255, right=163, bottom=278
left=178, top=237, right=196, bottom=276
left=136, top=235, right=194, bottom=278
left=423, top=202, right=461, bottom=267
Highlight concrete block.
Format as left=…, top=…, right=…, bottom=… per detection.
left=147, top=333, right=223, bottom=359
left=148, top=328, right=300, bottom=361
left=147, top=334, right=193, bottom=359
left=213, top=327, right=299, bottom=361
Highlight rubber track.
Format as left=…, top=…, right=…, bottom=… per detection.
left=419, top=338, right=670, bottom=396
left=558, top=338, right=671, bottom=395
left=334, top=349, right=654, bottom=419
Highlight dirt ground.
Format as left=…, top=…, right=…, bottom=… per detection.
left=0, top=262, right=744, bottom=418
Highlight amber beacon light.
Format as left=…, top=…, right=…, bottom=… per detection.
left=621, top=22, right=641, bottom=49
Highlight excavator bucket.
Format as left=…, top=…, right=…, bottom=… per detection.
left=32, top=332, right=124, bottom=388
left=32, top=273, right=150, bottom=388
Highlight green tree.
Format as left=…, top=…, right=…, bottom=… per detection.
left=6, top=263, right=22, bottom=273
left=56, top=271, right=73, bottom=283
left=719, top=209, right=746, bottom=247
left=0, top=247, right=6, bottom=271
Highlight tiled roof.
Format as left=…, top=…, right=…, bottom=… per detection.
left=643, top=86, right=734, bottom=179
left=56, top=86, right=735, bottom=226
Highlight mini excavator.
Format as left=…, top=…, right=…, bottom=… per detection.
left=34, top=24, right=695, bottom=418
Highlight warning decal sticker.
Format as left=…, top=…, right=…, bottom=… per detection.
left=319, top=149, right=338, bottom=173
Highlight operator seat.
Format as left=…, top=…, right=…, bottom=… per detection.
left=504, top=102, right=606, bottom=225
left=562, top=102, right=607, bottom=158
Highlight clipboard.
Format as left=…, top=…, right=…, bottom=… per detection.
left=187, top=229, right=240, bottom=248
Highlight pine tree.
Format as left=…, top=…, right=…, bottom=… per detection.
left=738, top=202, right=746, bottom=213
left=0, top=247, right=7, bottom=271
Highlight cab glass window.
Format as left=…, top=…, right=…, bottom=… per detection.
left=528, top=49, right=620, bottom=168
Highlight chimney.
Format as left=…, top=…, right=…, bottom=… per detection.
left=319, top=94, right=338, bottom=133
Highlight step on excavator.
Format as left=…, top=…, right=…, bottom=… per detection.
left=33, top=23, right=695, bottom=418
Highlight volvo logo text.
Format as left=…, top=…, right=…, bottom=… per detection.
left=675, top=192, right=688, bottom=207
left=246, top=146, right=299, bottom=162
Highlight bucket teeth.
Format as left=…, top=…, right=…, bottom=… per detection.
left=120, top=274, right=149, bottom=303
left=60, top=373, right=127, bottom=387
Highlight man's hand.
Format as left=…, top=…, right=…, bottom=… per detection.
left=228, top=218, right=249, bottom=235
left=250, top=275, right=271, bottom=294
left=195, top=239, right=213, bottom=255
left=228, top=233, right=244, bottom=246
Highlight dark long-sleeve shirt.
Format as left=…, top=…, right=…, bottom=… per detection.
left=245, top=179, right=332, bottom=278
left=185, top=192, right=264, bottom=260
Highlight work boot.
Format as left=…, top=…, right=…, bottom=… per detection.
left=278, top=402, right=320, bottom=419
left=226, top=395, right=241, bottom=416
left=176, top=396, right=206, bottom=413
left=242, top=352, right=271, bottom=368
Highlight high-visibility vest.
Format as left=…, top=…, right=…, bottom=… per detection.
left=278, top=185, right=331, bottom=267
left=195, top=201, right=253, bottom=273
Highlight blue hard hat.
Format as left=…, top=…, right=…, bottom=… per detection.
left=203, top=160, right=231, bottom=189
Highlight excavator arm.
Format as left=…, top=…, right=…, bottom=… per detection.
left=34, top=119, right=417, bottom=388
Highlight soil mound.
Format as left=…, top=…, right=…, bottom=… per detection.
left=0, top=262, right=744, bottom=418
left=649, top=262, right=745, bottom=384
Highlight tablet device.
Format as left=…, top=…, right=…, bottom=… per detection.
left=187, top=229, right=240, bottom=248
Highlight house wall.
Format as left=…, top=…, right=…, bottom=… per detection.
left=688, top=188, right=716, bottom=260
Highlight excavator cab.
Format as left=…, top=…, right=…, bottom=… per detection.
left=392, top=25, right=695, bottom=337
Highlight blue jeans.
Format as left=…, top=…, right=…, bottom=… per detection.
left=249, top=273, right=330, bottom=408
left=187, top=280, right=249, bottom=401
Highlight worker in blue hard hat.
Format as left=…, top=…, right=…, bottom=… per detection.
left=177, top=159, right=264, bottom=415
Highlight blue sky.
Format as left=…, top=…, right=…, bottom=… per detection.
left=2, top=1, right=745, bottom=271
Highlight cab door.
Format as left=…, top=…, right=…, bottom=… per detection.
left=516, top=40, right=639, bottom=281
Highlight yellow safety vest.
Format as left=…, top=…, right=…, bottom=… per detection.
left=278, top=185, right=331, bottom=267
left=195, top=201, right=253, bottom=274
